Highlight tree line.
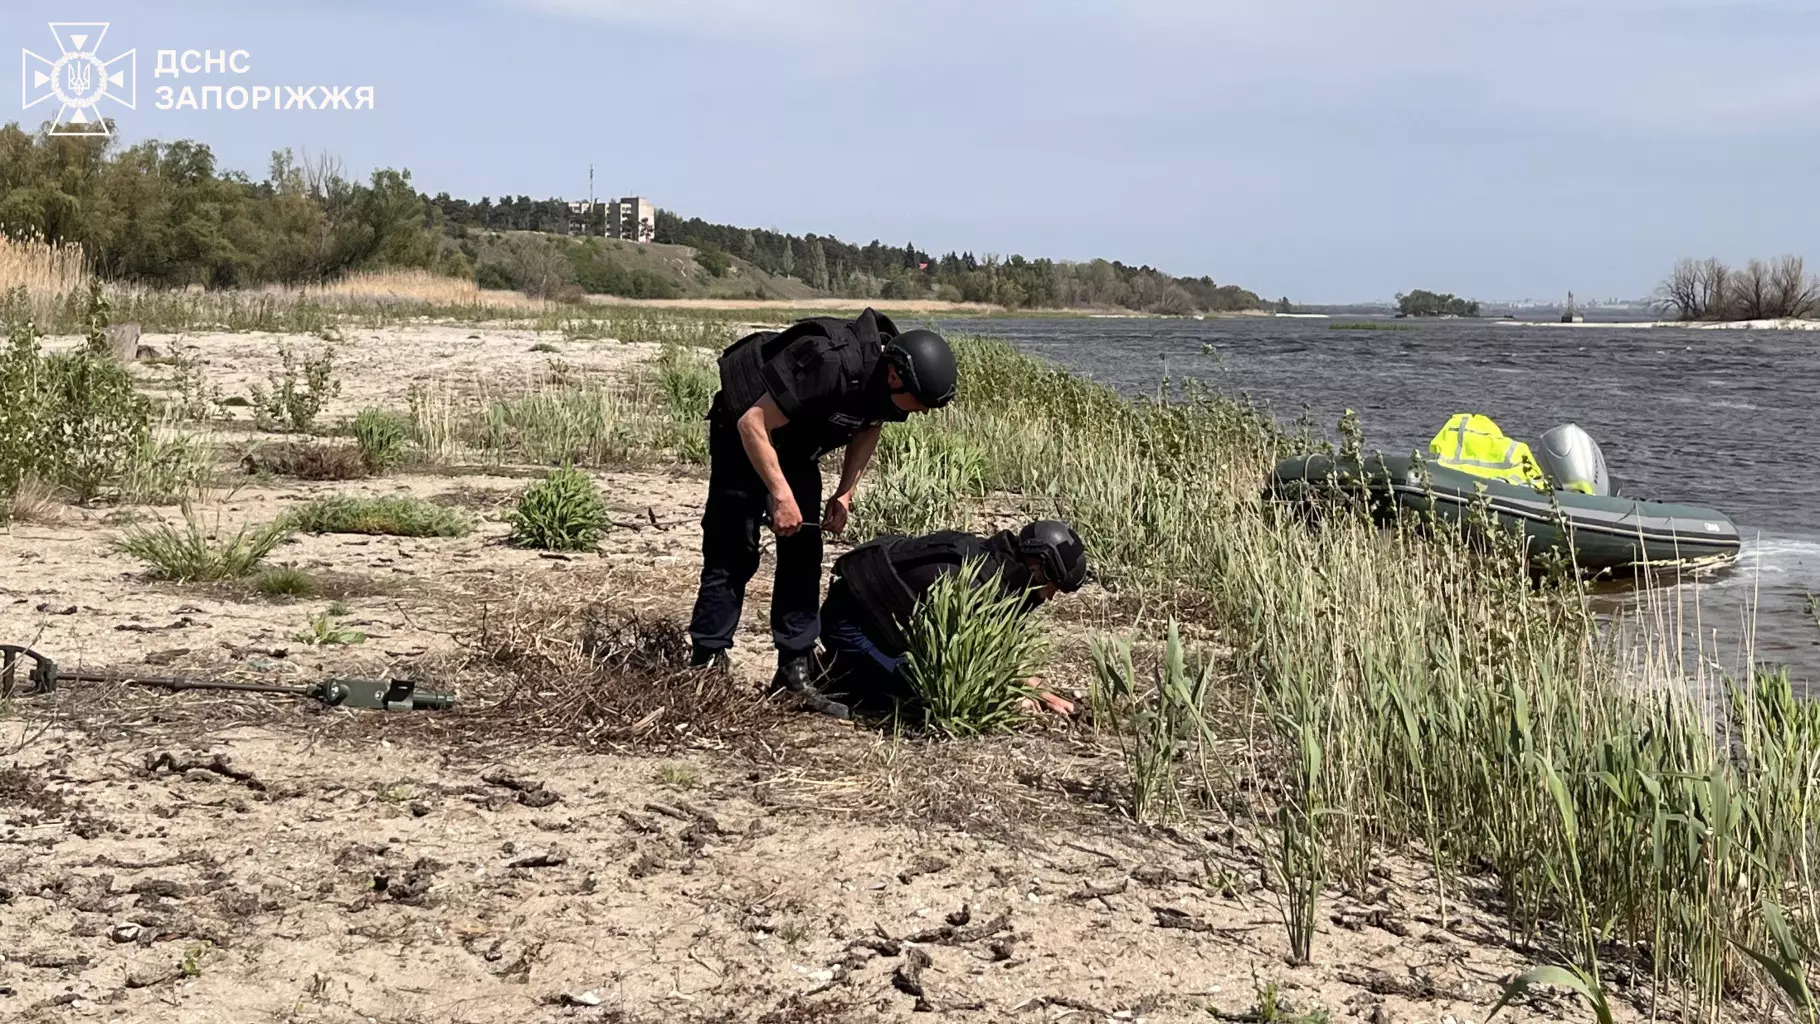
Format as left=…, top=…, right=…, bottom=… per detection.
left=0, top=123, right=1262, bottom=312
left=655, top=212, right=1260, bottom=313
left=1654, top=255, right=1819, bottom=321
left=0, top=125, right=469, bottom=287
left=1395, top=290, right=1480, bottom=317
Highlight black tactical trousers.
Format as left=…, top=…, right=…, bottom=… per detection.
left=815, top=581, right=914, bottom=713
left=687, top=415, right=825, bottom=659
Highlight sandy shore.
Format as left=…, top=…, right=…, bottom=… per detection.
left=0, top=322, right=1682, bottom=1023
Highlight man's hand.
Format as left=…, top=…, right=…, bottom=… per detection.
left=768, top=492, right=804, bottom=536
left=831, top=425, right=881, bottom=531
left=1018, top=675, right=1076, bottom=717
left=823, top=493, right=853, bottom=536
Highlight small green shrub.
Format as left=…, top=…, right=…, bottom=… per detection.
left=899, top=555, right=1048, bottom=738
left=113, top=511, right=292, bottom=582
left=475, top=261, right=514, bottom=291
left=180, top=940, right=211, bottom=978
left=167, top=351, right=226, bottom=421
left=0, top=292, right=168, bottom=512
left=281, top=495, right=470, bottom=538
left=41, top=351, right=154, bottom=502
left=291, top=608, right=366, bottom=646
left=507, top=466, right=611, bottom=550
left=254, top=566, right=319, bottom=597
left=352, top=408, right=412, bottom=473
left=250, top=343, right=340, bottom=433
left=693, top=247, right=732, bottom=277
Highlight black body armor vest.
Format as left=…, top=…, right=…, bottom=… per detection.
left=713, top=307, right=906, bottom=456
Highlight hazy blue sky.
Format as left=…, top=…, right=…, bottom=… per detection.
left=8, top=0, right=1820, bottom=302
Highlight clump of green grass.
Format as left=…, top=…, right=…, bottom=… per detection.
left=481, top=386, right=646, bottom=467
left=1219, top=973, right=1331, bottom=1024
left=657, top=764, right=699, bottom=789
left=112, top=510, right=292, bottom=582
left=774, top=920, right=810, bottom=948
left=899, top=556, right=1048, bottom=738
left=848, top=417, right=987, bottom=541
left=651, top=343, right=716, bottom=464
left=1089, top=622, right=1219, bottom=825
left=118, top=415, right=218, bottom=505
left=253, top=566, right=318, bottom=597
left=280, top=494, right=470, bottom=538
left=352, top=408, right=412, bottom=473
left=655, top=343, right=716, bottom=417
left=506, top=466, right=611, bottom=550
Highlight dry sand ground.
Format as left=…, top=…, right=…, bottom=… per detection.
left=1, top=325, right=1644, bottom=1023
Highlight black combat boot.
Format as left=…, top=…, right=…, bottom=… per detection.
left=690, top=645, right=730, bottom=671
left=772, top=652, right=850, bottom=720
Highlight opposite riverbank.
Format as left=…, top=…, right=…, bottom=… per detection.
left=0, top=290, right=1813, bottom=1023
left=1496, top=317, right=1820, bottom=330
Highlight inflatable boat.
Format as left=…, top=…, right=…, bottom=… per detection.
left=1266, top=451, right=1743, bottom=574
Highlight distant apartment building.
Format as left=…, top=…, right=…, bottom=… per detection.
left=566, top=200, right=595, bottom=236
left=563, top=201, right=589, bottom=236
left=608, top=197, right=655, bottom=243
left=566, top=196, right=656, bottom=243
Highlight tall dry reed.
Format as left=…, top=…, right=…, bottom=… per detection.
left=0, top=232, right=90, bottom=322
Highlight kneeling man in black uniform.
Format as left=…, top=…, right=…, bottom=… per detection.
left=687, top=308, right=957, bottom=716
left=815, top=520, right=1088, bottom=717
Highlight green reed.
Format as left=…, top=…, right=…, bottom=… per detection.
left=920, top=334, right=1818, bottom=1017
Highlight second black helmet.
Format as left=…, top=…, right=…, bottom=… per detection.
left=1018, top=520, right=1087, bottom=592
left=883, top=329, right=957, bottom=409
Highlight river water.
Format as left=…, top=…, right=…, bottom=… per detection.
left=937, top=314, right=1820, bottom=690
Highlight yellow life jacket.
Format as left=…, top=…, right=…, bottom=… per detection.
left=1427, top=413, right=1548, bottom=489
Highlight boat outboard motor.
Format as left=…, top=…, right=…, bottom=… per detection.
left=1535, top=423, right=1610, bottom=496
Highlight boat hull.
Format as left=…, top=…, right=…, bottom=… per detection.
left=1267, top=453, right=1743, bottom=574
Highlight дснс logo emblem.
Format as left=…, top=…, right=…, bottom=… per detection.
left=21, top=22, right=137, bottom=136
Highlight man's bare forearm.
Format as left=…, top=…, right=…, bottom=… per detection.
left=737, top=403, right=793, bottom=500
left=834, top=425, right=881, bottom=499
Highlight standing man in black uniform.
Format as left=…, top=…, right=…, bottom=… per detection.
left=688, top=307, right=958, bottom=717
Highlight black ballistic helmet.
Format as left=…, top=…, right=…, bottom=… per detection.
left=1018, top=520, right=1087, bottom=592
left=883, top=329, right=957, bottom=409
